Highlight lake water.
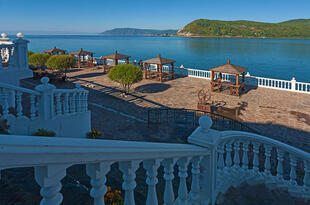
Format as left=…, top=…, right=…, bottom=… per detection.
left=20, top=35, right=310, bottom=82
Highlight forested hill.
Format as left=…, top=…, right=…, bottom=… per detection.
left=100, top=28, right=178, bottom=36
left=177, top=19, right=310, bottom=38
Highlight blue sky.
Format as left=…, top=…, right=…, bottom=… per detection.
left=1, top=0, right=309, bottom=34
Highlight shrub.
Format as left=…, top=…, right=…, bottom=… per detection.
left=87, top=129, right=102, bottom=139
left=108, top=64, right=143, bottom=94
left=105, top=186, right=123, bottom=205
left=28, top=53, right=51, bottom=68
left=32, top=129, right=56, bottom=137
left=46, top=55, right=75, bottom=73
left=28, top=51, right=34, bottom=56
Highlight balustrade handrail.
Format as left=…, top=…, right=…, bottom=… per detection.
left=0, top=82, right=40, bottom=95
left=220, top=131, right=310, bottom=160
left=0, top=134, right=209, bottom=169
left=53, top=88, right=88, bottom=94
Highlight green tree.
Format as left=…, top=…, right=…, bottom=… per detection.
left=28, top=53, right=50, bottom=68
left=108, top=64, right=143, bottom=94
left=46, top=55, right=75, bottom=79
left=28, top=51, right=34, bottom=56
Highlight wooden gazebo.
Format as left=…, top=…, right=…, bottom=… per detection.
left=102, top=50, right=130, bottom=66
left=209, top=60, right=248, bottom=96
left=142, top=54, right=176, bottom=83
left=44, top=46, right=66, bottom=55
left=70, top=48, right=94, bottom=68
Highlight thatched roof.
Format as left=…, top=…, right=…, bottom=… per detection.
left=102, top=50, right=130, bottom=60
left=44, top=46, right=66, bottom=54
left=70, top=48, right=94, bottom=56
left=142, top=54, right=176, bottom=65
left=209, top=60, right=247, bottom=74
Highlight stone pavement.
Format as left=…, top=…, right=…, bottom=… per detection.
left=60, top=68, right=310, bottom=152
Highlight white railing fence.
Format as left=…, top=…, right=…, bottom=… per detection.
left=0, top=135, right=209, bottom=205
left=177, top=65, right=310, bottom=94
left=1, top=116, right=310, bottom=204
left=188, top=116, right=310, bottom=204
left=0, top=77, right=90, bottom=137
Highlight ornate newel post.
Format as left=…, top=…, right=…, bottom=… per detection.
left=35, top=77, right=56, bottom=120
left=188, top=116, right=221, bottom=205
left=12, top=33, right=29, bottom=71
left=291, top=77, right=296, bottom=91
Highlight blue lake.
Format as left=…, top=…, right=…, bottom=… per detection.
left=18, top=35, right=310, bottom=82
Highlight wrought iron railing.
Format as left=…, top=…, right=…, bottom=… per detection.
left=147, top=108, right=259, bottom=135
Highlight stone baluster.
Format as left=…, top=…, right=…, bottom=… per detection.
left=276, top=149, right=285, bottom=179
left=233, top=141, right=240, bottom=169
left=143, top=159, right=161, bottom=205
left=119, top=160, right=140, bottom=205
left=34, top=164, right=68, bottom=205
left=253, top=142, right=260, bottom=172
left=217, top=143, right=225, bottom=172
left=64, top=93, right=69, bottom=114
left=70, top=93, right=76, bottom=113
left=2, top=88, right=9, bottom=116
left=162, top=158, right=177, bottom=205
left=74, top=84, right=82, bottom=112
left=30, top=94, right=36, bottom=120
left=86, top=162, right=113, bottom=205
left=83, top=92, right=88, bottom=111
left=15, top=91, right=22, bottom=118
left=177, top=157, right=190, bottom=204
left=190, top=156, right=202, bottom=203
left=264, top=145, right=272, bottom=176
left=241, top=141, right=249, bottom=171
left=303, top=160, right=310, bottom=189
left=225, top=142, right=232, bottom=168
left=0, top=48, right=2, bottom=69
left=55, top=93, right=62, bottom=116
left=289, top=155, right=297, bottom=186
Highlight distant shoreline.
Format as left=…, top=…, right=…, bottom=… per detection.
left=173, top=34, right=310, bottom=40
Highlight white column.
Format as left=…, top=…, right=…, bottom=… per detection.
left=264, top=145, right=272, bottom=176
left=119, top=160, right=140, bottom=205
left=35, top=77, right=56, bottom=120
left=291, top=77, right=296, bottom=91
left=162, top=158, right=177, bottom=205
left=176, top=157, right=190, bottom=204
left=0, top=47, right=3, bottom=69
left=241, top=141, right=249, bottom=171
left=16, top=91, right=23, bottom=118
left=253, top=142, right=260, bottom=172
left=30, top=94, right=37, bottom=120
left=143, top=159, right=161, bottom=205
left=189, top=156, right=202, bottom=203
left=34, top=164, right=68, bottom=205
left=86, top=162, right=113, bottom=205
left=12, top=34, right=29, bottom=71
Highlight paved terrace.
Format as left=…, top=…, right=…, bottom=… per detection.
left=23, top=68, right=310, bottom=152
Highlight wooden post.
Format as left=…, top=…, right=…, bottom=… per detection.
left=171, top=63, right=174, bottom=79
left=103, top=58, right=106, bottom=65
left=160, top=64, right=163, bottom=82
left=211, top=71, right=214, bottom=82
left=115, top=58, right=118, bottom=65
left=126, top=58, right=129, bottom=64
left=144, top=63, right=148, bottom=79
left=236, top=74, right=240, bottom=96
left=78, top=54, right=81, bottom=68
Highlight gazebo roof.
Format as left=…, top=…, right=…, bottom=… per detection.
left=70, top=48, right=94, bottom=56
left=142, top=54, right=176, bottom=65
left=102, top=50, right=130, bottom=60
left=209, top=60, right=248, bottom=74
left=44, top=46, right=66, bottom=53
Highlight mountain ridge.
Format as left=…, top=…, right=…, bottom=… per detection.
left=100, top=28, right=178, bottom=36
left=177, top=19, right=310, bottom=38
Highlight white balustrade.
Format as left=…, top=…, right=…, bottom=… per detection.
left=53, top=83, right=88, bottom=116
left=0, top=135, right=209, bottom=205
left=0, top=82, right=40, bottom=119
